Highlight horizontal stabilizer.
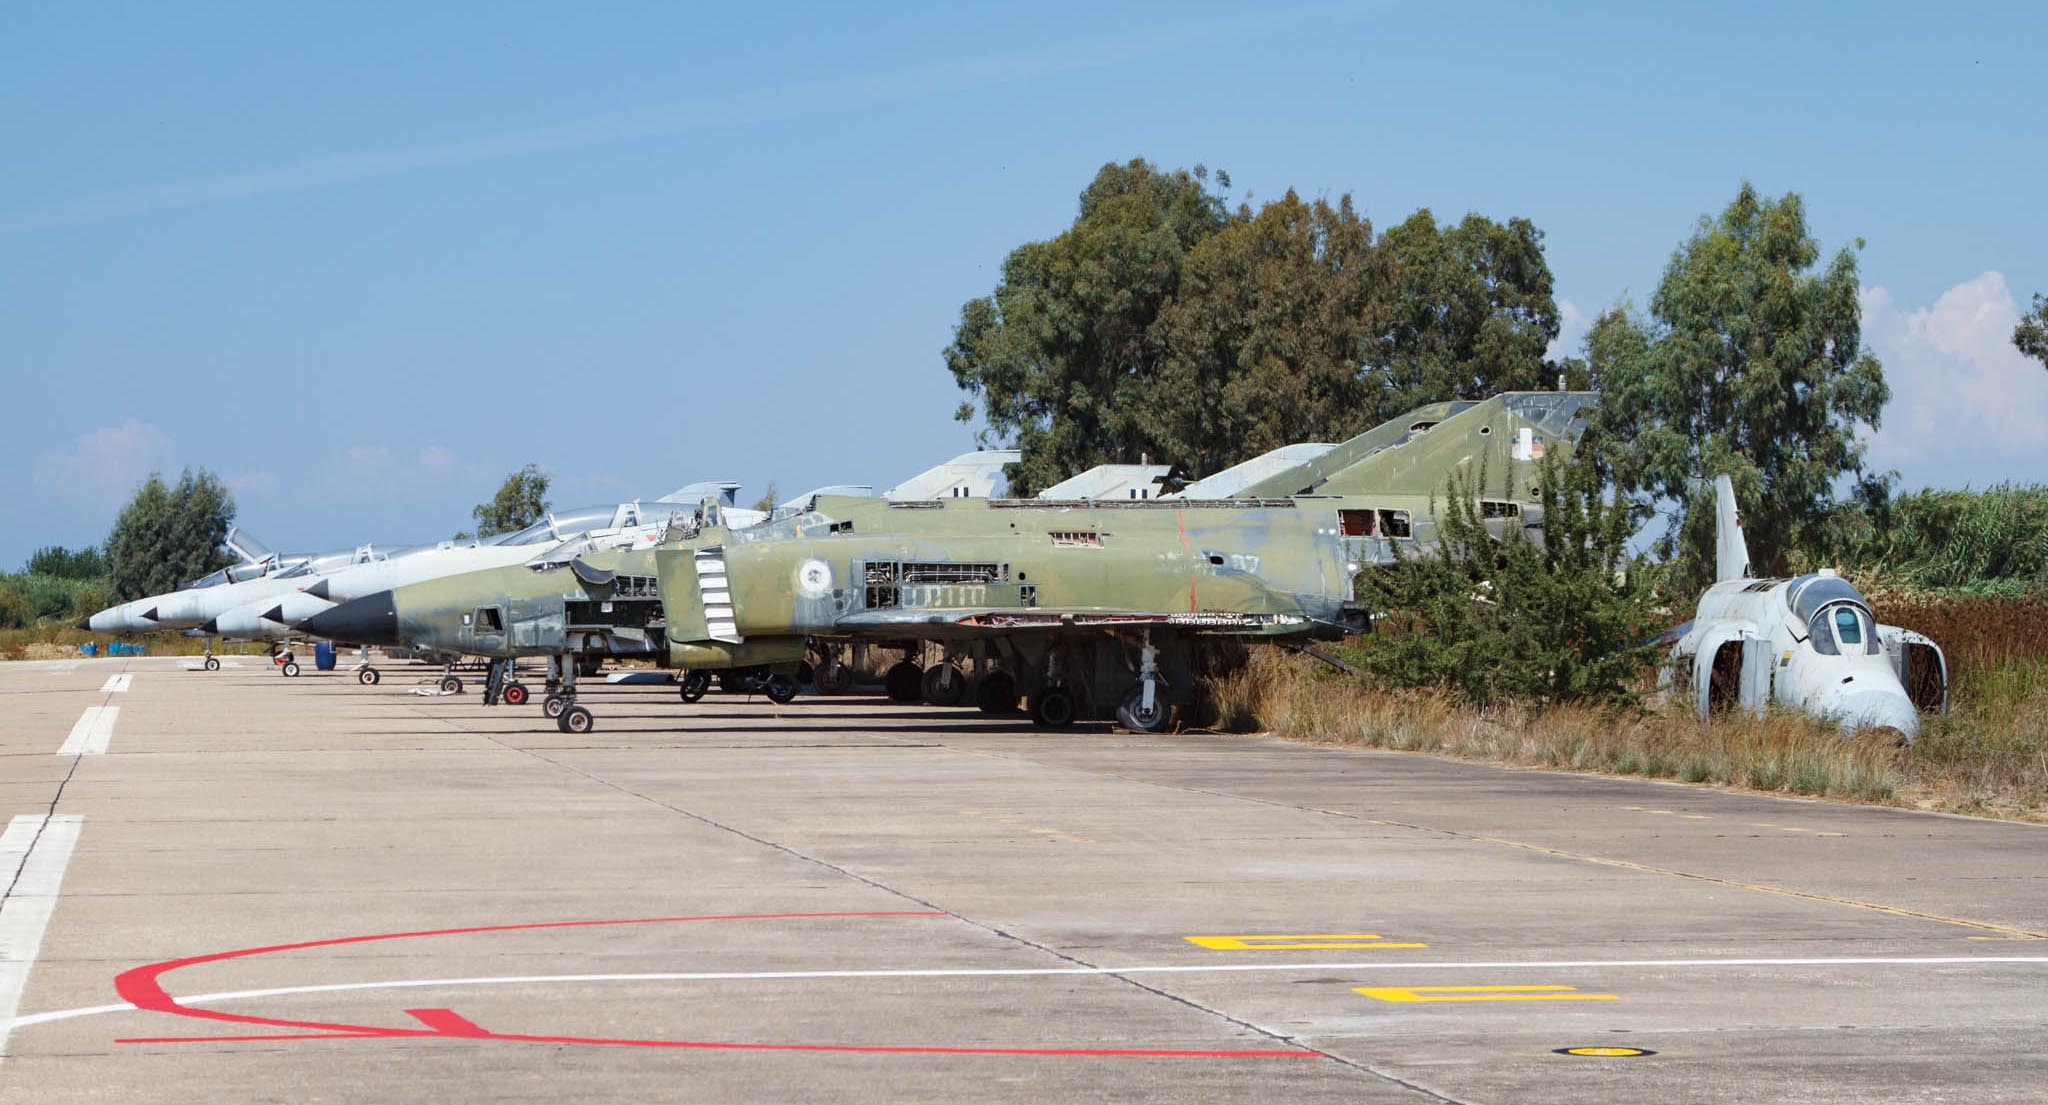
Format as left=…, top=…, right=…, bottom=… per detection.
left=658, top=481, right=742, bottom=506
left=884, top=450, right=1021, bottom=500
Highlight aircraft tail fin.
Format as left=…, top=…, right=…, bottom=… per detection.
left=224, top=528, right=272, bottom=565
left=1714, top=475, right=1751, bottom=582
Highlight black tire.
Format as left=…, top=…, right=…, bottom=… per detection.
left=440, top=675, right=463, bottom=694
left=975, top=672, right=1019, bottom=715
left=763, top=672, right=800, bottom=704
left=557, top=705, right=594, bottom=734
left=543, top=693, right=568, bottom=719
left=503, top=682, right=529, bottom=707
left=885, top=661, right=924, bottom=703
left=814, top=662, right=852, bottom=694
left=678, top=670, right=710, bottom=703
left=204, top=656, right=220, bottom=671
left=1028, top=685, right=1077, bottom=727
left=1115, top=684, right=1172, bottom=733
left=281, top=661, right=300, bottom=678
left=358, top=667, right=380, bottom=685
left=921, top=663, right=968, bottom=707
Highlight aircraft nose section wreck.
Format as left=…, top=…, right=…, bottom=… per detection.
left=1667, top=476, right=1947, bottom=742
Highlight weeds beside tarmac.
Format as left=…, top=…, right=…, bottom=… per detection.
left=1202, top=594, right=2048, bottom=824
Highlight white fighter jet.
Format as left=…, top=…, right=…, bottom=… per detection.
left=1664, top=476, right=1947, bottom=740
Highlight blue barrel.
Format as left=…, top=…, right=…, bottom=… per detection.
left=315, top=641, right=336, bottom=671
left=80, top=642, right=96, bottom=657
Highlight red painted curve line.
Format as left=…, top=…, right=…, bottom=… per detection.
left=111, top=912, right=1316, bottom=1059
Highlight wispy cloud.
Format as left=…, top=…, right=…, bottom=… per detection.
left=0, top=6, right=1360, bottom=234
left=33, top=420, right=178, bottom=502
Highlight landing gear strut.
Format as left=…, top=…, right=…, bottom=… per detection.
left=1115, top=632, right=1172, bottom=733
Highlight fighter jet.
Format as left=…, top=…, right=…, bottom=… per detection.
left=303, top=392, right=1598, bottom=733
left=1664, top=476, right=1947, bottom=740
left=84, top=484, right=756, bottom=674
left=84, top=537, right=411, bottom=638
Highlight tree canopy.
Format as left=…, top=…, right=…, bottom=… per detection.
left=470, top=464, right=552, bottom=538
left=25, top=545, right=108, bottom=580
left=2016, top=293, right=2048, bottom=369
left=948, top=159, right=1565, bottom=493
left=105, top=469, right=236, bottom=601
left=1585, top=183, right=1889, bottom=583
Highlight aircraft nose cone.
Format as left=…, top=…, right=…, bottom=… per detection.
left=1833, top=688, right=1921, bottom=742
left=74, top=618, right=92, bottom=631
left=302, top=591, right=399, bottom=646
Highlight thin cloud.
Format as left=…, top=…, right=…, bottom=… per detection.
left=0, top=5, right=1365, bottom=234
left=33, top=420, right=178, bottom=501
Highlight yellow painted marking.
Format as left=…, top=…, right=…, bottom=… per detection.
left=1356, top=985, right=1617, bottom=1003
left=1679, top=814, right=1711, bottom=820
left=1561, top=1046, right=1648, bottom=1057
left=1186, top=934, right=1428, bottom=951
left=1028, top=827, right=1093, bottom=843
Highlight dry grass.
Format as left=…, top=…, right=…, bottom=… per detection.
left=0, top=624, right=269, bottom=660
left=1202, top=642, right=2048, bottom=822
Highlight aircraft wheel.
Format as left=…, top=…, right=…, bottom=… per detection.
left=281, top=661, right=300, bottom=678
left=763, top=672, right=800, bottom=704
left=503, top=682, right=529, bottom=707
left=204, top=656, right=220, bottom=672
left=357, top=667, right=380, bottom=685
left=557, top=705, right=594, bottom=734
left=814, top=662, right=852, bottom=695
left=1115, top=684, right=1172, bottom=733
left=1028, top=685, right=1077, bottom=727
left=440, top=675, right=463, bottom=694
left=543, top=693, right=569, bottom=719
left=975, top=672, right=1019, bottom=715
left=678, top=671, right=711, bottom=703
left=885, top=661, right=924, bottom=703
left=921, top=663, right=968, bottom=707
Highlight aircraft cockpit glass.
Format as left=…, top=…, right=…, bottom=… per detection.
left=1807, top=603, right=1878, bottom=656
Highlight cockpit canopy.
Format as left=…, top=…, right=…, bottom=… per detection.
left=484, top=502, right=669, bottom=547
left=1787, top=572, right=1878, bottom=656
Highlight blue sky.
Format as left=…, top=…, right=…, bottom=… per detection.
left=4, top=1, right=2043, bottom=567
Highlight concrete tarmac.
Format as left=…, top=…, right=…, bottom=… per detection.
left=0, top=654, right=2043, bottom=1104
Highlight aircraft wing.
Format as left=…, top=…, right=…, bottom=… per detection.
left=830, top=607, right=1312, bottom=635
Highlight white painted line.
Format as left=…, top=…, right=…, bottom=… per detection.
left=7, top=953, right=2048, bottom=1034
left=0, top=815, right=84, bottom=1059
left=97, top=674, right=131, bottom=694
left=56, top=708, right=117, bottom=756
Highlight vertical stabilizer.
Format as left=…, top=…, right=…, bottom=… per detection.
left=1714, top=475, right=1751, bottom=582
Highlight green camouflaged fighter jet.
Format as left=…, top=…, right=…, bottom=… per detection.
left=303, top=392, right=1594, bottom=734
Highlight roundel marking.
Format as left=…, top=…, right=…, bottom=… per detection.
left=796, top=558, right=833, bottom=598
